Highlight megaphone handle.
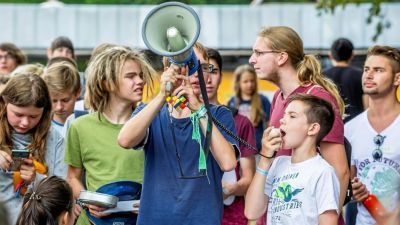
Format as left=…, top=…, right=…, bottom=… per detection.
left=166, top=82, right=173, bottom=92
left=165, top=65, right=180, bottom=92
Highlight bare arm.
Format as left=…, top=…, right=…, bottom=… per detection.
left=244, top=157, right=271, bottom=220
left=67, top=166, right=112, bottom=218
left=198, top=114, right=237, bottom=171
left=118, top=94, right=165, bottom=148
left=245, top=127, right=280, bottom=220
left=350, top=165, right=357, bottom=179
left=67, top=166, right=85, bottom=218
left=319, top=210, right=338, bottom=225
left=319, top=142, right=350, bottom=212
left=67, top=166, right=84, bottom=198
left=118, top=66, right=180, bottom=149
left=223, top=155, right=256, bottom=197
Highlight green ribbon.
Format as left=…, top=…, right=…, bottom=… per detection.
left=190, top=105, right=207, bottom=171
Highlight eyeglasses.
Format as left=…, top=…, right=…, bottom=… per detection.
left=210, top=68, right=220, bottom=75
left=372, top=134, right=386, bottom=160
left=0, top=54, right=15, bottom=61
left=200, top=63, right=214, bottom=73
left=252, top=50, right=280, bottom=57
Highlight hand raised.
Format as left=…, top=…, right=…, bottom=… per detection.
left=172, top=73, right=202, bottom=112
left=260, top=127, right=282, bottom=159
left=19, top=157, right=36, bottom=184
left=160, top=64, right=187, bottom=97
left=0, top=151, right=12, bottom=170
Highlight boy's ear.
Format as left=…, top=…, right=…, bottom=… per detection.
left=394, top=72, right=400, bottom=86
left=75, top=88, right=81, bottom=99
left=102, top=80, right=111, bottom=92
left=307, top=123, right=320, bottom=137
left=59, top=211, right=69, bottom=225
left=46, top=48, right=53, bottom=60
left=328, top=52, right=333, bottom=61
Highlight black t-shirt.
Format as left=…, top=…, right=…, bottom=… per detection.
left=324, top=66, right=364, bottom=123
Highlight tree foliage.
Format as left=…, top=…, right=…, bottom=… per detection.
left=316, top=0, right=392, bottom=42
left=0, top=0, right=314, bottom=4
left=1, top=0, right=393, bottom=41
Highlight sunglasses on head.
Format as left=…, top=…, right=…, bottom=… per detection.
left=372, top=134, right=386, bottom=160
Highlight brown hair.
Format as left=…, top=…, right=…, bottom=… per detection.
left=258, top=26, right=345, bottom=116
left=85, top=46, right=156, bottom=115
left=47, top=56, right=77, bottom=69
left=0, top=74, right=52, bottom=162
left=162, top=42, right=209, bottom=68
left=233, top=64, right=265, bottom=126
left=367, top=45, right=400, bottom=74
left=0, top=73, right=10, bottom=85
left=288, top=94, right=335, bottom=144
left=16, top=176, right=73, bottom=225
left=49, top=36, right=75, bottom=59
left=43, top=61, right=81, bottom=96
left=0, top=42, right=27, bottom=66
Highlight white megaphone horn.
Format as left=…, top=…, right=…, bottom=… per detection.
left=142, top=2, right=201, bottom=91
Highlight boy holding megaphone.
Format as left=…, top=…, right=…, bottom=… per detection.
left=118, top=42, right=239, bottom=225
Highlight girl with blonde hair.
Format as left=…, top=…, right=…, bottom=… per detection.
left=228, top=64, right=271, bottom=151
left=65, top=46, right=156, bottom=224
left=0, top=73, right=66, bottom=225
left=247, top=26, right=349, bottom=225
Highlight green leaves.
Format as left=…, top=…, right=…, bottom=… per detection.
left=316, top=0, right=391, bottom=42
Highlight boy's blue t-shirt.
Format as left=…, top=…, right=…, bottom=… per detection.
left=133, top=104, right=238, bottom=225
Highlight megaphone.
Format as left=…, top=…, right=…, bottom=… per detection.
left=142, top=2, right=201, bottom=89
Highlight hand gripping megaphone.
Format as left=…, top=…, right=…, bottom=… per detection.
left=142, top=3, right=220, bottom=180
left=142, top=2, right=201, bottom=92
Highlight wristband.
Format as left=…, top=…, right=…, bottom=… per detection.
left=256, top=166, right=269, bottom=176
left=259, top=152, right=275, bottom=159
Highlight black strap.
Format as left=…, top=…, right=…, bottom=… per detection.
left=210, top=114, right=275, bottom=159
left=167, top=108, right=188, bottom=178
left=196, top=61, right=213, bottom=174
left=165, top=61, right=212, bottom=179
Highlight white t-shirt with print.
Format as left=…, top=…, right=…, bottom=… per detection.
left=264, top=155, right=340, bottom=225
left=346, top=111, right=400, bottom=225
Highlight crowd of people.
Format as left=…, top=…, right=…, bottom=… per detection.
left=0, top=24, right=399, bottom=225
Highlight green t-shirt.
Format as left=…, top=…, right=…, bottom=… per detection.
left=64, top=112, right=144, bottom=225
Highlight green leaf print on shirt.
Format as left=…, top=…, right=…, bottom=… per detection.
left=274, top=182, right=304, bottom=202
